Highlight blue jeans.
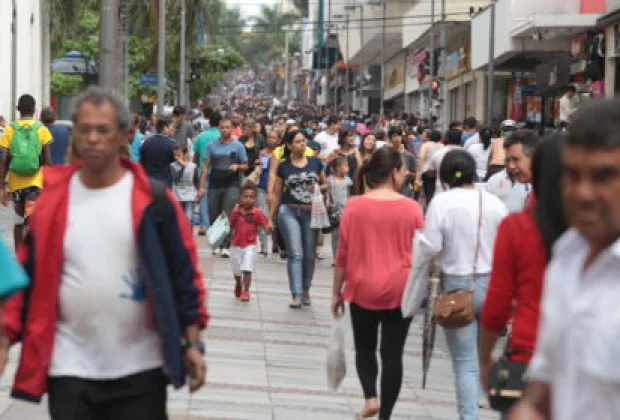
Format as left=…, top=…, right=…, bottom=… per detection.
left=199, top=182, right=209, bottom=228
left=442, top=273, right=489, bottom=420
left=277, top=205, right=317, bottom=299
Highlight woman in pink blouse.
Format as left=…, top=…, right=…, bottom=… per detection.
left=332, top=147, right=424, bottom=419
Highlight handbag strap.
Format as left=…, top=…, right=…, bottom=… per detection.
left=472, top=189, right=483, bottom=282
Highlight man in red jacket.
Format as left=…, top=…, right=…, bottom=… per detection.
left=0, top=87, right=208, bottom=419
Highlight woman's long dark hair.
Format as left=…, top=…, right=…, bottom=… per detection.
left=532, top=132, right=568, bottom=261
left=281, top=129, right=305, bottom=162
left=356, top=147, right=402, bottom=194
left=479, top=126, right=492, bottom=150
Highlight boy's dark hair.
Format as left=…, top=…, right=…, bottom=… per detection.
left=241, top=184, right=258, bottom=195
left=17, top=94, right=36, bottom=116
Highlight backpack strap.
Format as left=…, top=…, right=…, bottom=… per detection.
left=148, top=177, right=170, bottom=226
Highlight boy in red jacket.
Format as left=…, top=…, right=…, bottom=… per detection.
left=229, top=185, right=272, bottom=302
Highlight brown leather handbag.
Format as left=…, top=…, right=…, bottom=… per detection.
left=433, top=190, right=482, bottom=329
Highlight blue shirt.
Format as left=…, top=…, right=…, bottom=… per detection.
left=205, top=139, right=248, bottom=189
left=277, top=157, right=324, bottom=205
left=130, top=132, right=145, bottom=162
left=48, top=124, right=71, bottom=165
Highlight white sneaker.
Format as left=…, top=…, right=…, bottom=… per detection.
left=212, top=248, right=220, bottom=256
left=221, top=249, right=230, bottom=258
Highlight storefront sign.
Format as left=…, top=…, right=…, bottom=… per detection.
left=440, top=45, right=470, bottom=80
left=384, top=52, right=406, bottom=100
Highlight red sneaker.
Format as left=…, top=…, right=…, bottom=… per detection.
left=241, top=291, right=250, bottom=302
left=234, top=283, right=242, bottom=298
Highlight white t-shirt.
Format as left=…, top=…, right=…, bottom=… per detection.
left=467, top=143, right=491, bottom=181
left=419, top=188, right=508, bottom=276
left=314, top=130, right=339, bottom=158
left=49, top=171, right=163, bottom=379
left=484, top=169, right=530, bottom=213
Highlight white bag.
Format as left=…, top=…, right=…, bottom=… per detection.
left=207, top=215, right=231, bottom=248
left=401, top=232, right=431, bottom=318
left=326, top=316, right=347, bottom=391
left=310, top=187, right=330, bottom=229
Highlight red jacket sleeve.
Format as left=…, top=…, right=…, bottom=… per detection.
left=481, top=216, right=517, bottom=333
left=2, top=242, right=31, bottom=342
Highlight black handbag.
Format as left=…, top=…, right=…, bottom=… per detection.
left=487, top=349, right=529, bottom=412
left=321, top=183, right=343, bottom=234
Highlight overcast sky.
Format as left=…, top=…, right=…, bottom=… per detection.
left=225, top=0, right=279, bottom=19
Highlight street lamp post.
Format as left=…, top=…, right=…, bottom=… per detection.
left=157, top=0, right=166, bottom=115
left=345, top=4, right=363, bottom=113
left=380, top=0, right=386, bottom=122
left=180, top=0, right=186, bottom=106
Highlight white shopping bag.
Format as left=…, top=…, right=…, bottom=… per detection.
left=310, top=187, right=330, bottom=229
left=207, top=215, right=230, bottom=248
left=401, top=232, right=431, bottom=318
left=326, top=315, right=347, bottom=391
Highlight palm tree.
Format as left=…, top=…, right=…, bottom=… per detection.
left=244, top=5, right=299, bottom=65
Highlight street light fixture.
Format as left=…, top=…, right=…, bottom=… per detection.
left=332, top=14, right=350, bottom=113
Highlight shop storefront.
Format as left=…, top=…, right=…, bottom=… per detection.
left=535, top=39, right=602, bottom=128
left=597, top=11, right=619, bottom=97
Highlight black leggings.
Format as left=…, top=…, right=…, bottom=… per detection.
left=349, top=302, right=412, bottom=419
left=421, top=173, right=436, bottom=205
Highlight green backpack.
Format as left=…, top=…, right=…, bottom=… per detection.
left=8, top=122, right=43, bottom=176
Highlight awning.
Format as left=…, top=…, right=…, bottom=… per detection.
left=598, top=9, right=620, bottom=27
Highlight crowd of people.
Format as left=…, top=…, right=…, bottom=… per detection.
left=2, top=86, right=620, bottom=420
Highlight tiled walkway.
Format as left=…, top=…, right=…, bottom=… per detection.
left=0, top=206, right=499, bottom=419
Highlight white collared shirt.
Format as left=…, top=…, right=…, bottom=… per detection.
left=527, top=229, right=620, bottom=419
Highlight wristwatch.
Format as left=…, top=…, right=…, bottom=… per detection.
left=183, top=340, right=206, bottom=355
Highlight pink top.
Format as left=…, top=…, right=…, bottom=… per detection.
left=336, top=196, right=424, bottom=310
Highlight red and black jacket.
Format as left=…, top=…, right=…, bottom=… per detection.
left=2, top=159, right=209, bottom=402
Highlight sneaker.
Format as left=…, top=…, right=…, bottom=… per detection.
left=289, top=299, right=302, bottom=309
left=234, top=283, right=242, bottom=298
left=212, top=249, right=221, bottom=256
left=241, top=291, right=250, bottom=302
left=197, top=227, right=207, bottom=236
left=302, top=292, right=311, bottom=306
left=221, top=249, right=230, bottom=258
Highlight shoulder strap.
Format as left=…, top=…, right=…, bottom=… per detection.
left=148, top=177, right=170, bottom=226
left=473, top=190, right=483, bottom=280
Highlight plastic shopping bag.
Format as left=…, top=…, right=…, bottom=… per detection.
left=0, top=238, right=30, bottom=298
left=310, top=187, right=330, bottom=229
left=326, top=315, right=347, bottom=391
left=207, top=215, right=230, bottom=248
left=401, top=232, right=431, bottom=318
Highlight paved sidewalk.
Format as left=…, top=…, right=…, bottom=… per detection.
left=0, top=206, right=499, bottom=419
